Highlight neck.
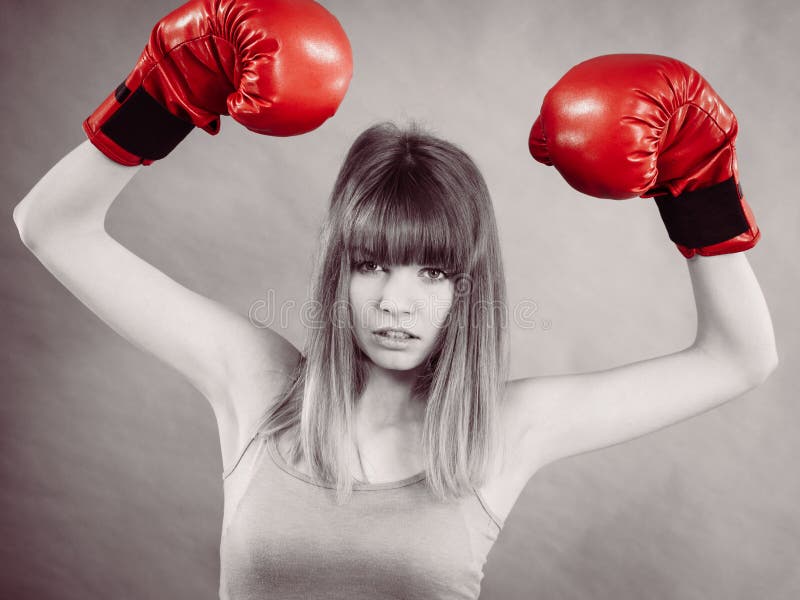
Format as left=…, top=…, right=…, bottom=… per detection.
left=356, top=363, right=426, bottom=431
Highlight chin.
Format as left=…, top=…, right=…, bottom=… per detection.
left=367, top=352, right=425, bottom=372
left=357, top=342, right=428, bottom=371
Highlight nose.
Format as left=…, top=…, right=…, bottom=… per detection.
left=378, top=270, right=421, bottom=316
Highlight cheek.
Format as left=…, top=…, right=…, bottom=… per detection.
left=348, top=281, right=370, bottom=322
left=427, top=292, right=454, bottom=329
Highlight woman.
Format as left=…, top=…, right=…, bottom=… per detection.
left=13, top=1, right=777, bottom=599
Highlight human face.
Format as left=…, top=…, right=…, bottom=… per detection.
left=349, top=259, right=455, bottom=372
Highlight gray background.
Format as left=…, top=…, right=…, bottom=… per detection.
left=3, top=0, right=798, bottom=598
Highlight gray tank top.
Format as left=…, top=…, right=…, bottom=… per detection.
left=219, top=430, right=504, bottom=599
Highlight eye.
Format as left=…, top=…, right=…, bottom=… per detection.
left=422, top=267, right=449, bottom=282
left=354, top=260, right=383, bottom=274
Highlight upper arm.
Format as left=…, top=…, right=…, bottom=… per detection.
left=23, top=228, right=300, bottom=449
left=15, top=141, right=301, bottom=469
left=503, top=345, right=776, bottom=479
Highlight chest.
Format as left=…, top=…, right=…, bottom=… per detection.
left=220, top=445, right=498, bottom=600
left=271, top=431, right=529, bottom=525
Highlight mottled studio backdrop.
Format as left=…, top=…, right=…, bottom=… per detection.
left=2, top=0, right=799, bottom=598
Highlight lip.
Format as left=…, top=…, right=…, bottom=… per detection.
left=372, top=330, right=417, bottom=349
left=373, top=327, right=419, bottom=339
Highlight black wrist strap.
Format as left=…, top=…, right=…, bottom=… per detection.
left=654, top=177, right=749, bottom=248
left=100, top=82, right=195, bottom=161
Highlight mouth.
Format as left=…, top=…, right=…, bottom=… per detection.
left=372, top=327, right=419, bottom=340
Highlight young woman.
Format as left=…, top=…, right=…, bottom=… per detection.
left=13, top=1, right=777, bottom=599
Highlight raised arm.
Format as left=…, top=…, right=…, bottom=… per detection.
left=504, top=54, right=777, bottom=478
left=505, top=252, right=776, bottom=472
left=13, top=0, right=352, bottom=472
left=14, top=141, right=301, bottom=469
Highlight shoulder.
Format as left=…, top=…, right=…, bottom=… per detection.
left=227, top=325, right=301, bottom=418
left=226, top=325, right=301, bottom=386
left=476, top=379, right=551, bottom=523
left=216, top=326, right=302, bottom=467
left=495, top=378, right=552, bottom=476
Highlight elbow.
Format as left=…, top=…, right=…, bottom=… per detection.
left=697, top=340, right=779, bottom=391
left=12, top=202, right=24, bottom=234
left=742, top=346, right=779, bottom=389
left=12, top=202, right=34, bottom=249
left=13, top=203, right=43, bottom=252
left=757, top=350, right=779, bottom=385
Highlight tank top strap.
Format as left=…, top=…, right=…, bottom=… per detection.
left=222, top=427, right=269, bottom=481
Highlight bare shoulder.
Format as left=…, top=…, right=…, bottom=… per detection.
left=216, top=322, right=301, bottom=467
left=225, top=321, right=301, bottom=392
left=224, top=321, right=301, bottom=419
left=477, top=378, right=551, bottom=524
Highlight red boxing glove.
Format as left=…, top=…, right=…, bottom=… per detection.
left=529, top=54, right=759, bottom=258
left=84, top=0, right=353, bottom=166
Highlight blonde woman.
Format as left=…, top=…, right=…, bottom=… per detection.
left=13, top=1, right=776, bottom=598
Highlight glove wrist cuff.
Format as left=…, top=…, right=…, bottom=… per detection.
left=85, top=83, right=195, bottom=165
left=654, top=177, right=751, bottom=250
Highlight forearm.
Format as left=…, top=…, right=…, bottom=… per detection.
left=13, top=140, right=141, bottom=246
left=687, top=252, right=777, bottom=381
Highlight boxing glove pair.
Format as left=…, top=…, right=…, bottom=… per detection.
left=84, top=4, right=758, bottom=258
left=529, top=54, right=759, bottom=258
left=83, top=0, right=353, bottom=166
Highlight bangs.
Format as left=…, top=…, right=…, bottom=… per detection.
left=343, top=171, right=473, bottom=274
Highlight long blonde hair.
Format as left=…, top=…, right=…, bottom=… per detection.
left=259, top=122, right=509, bottom=504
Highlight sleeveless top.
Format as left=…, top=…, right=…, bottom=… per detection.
left=218, top=430, right=505, bottom=599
